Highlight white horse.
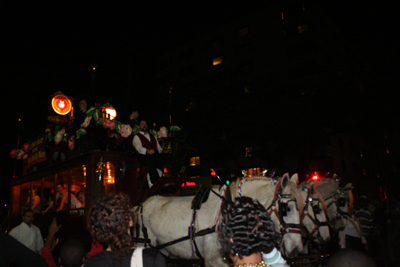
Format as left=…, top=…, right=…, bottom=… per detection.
left=135, top=173, right=304, bottom=266
left=302, top=178, right=355, bottom=250
left=297, top=181, right=330, bottom=254
left=305, top=178, right=354, bottom=231
left=229, top=174, right=305, bottom=258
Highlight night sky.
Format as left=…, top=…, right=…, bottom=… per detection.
left=1, top=1, right=398, bottom=204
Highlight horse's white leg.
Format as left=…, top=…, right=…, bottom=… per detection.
left=338, top=228, right=347, bottom=249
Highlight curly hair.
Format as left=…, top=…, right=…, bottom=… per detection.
left=87, top=192, right=135, bottom=259
left=218, top=196, right=280, bottom=258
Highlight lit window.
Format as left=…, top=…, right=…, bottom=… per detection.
left=239, top=27, right=248, bottom=36
left=245, top=147, right=252, bottom=157
left=190, top=156, right=201, bottom=166
left=213, top=56, right=223, bottom=66
left=190, top=175, right=200, bottom=179
left=281, top=12, right=284, bottom=20
left=298, top=24, right=308, bottom=33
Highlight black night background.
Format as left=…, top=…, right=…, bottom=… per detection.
left=1, top=0, right=399, bottom=211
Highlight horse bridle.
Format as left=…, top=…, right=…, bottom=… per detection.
left=324, top=190, right=349, bottom=228
left=267, top=182, right=303, bottom=237
left=301, top=187, right=330, bottom=241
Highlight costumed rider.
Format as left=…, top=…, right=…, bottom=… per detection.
left=133, top=119, right=163, bottom=188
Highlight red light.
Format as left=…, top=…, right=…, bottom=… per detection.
left=181, top=183, right=185, bottom=187
left=312, top=175, right=319, bottom=180
left=211, top=171, right=216, bottom=177
left=186, top=182, right=196, bottom=187
left=52, top=95, right=72, bottom=115
left=18, top=118, right=21, bottom=121
left=92, top=66, right=96, bottom=70
left=57, top=99, right=66, bottom=110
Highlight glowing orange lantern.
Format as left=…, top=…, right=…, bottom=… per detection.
left=102, top=103, right=117, bottom=120
left=51, top=95, right=72, bottom=115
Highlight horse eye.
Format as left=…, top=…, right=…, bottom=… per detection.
left=287, top=206, right=291, bottom=212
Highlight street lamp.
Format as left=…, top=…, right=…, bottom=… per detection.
left=91, top=64, right=98, bottom=97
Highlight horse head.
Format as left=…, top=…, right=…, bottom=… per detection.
left=312, top=179, right=354, bottom=232
left=278, top=173, right=305, bottom=258
left=231, top=173, right=304, bottom=258
left=299, top=182, right=330, bottom=245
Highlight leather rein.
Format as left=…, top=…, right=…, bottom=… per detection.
left=300, top=188, right=330, bottom=240
left=267, top=181, right=303, bottom=236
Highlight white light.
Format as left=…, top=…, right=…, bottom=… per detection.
left=104, top=106, right=117, bottom=120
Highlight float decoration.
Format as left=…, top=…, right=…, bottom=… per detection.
left=51, top=93, right=72, bottom=115
left=11, top=102, right=183, bottom=157
left=169, top=126, right=181, bottom=132
left=94, top=157, right=104, bottom=200
left=54, top=129, right=66, bottom=145
left=150, top=129, right=159, bottom=139
left=119, top=124, right=132, bottom=138
left=10, top=149, right=19, bottom=159
left=158, top=127, right=168, bottom=138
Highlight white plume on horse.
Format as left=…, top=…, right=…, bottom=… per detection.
left=133, top=173, right=305, bottom=266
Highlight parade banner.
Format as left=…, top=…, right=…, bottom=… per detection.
left=27, top=133, right=48, bottom=168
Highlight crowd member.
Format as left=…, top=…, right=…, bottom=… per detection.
left=9, top=209, right=44, bottom=254
left=85, top=192, right=167, bottom=267
left=355, top=196, right=374, bottom=244
left=70, top=95, right=107, bottom=151
left=76, top=190, right=86, bottom=207
left=26, top=185, right=41, bottom=213
left=0, top=231, right=47, bottom=267
left=339, top=204, right=367, bottom=251
left=132, top=119, right=164, bottom=188
left=117, top=110, right=140, bottom=155
left=218, top=196, right=287, bottom=267
left=69, top=97, right=90, bottom=139
left=326, top=248, right=376, bottom=267
left=43, top=182, right=82, bottom=213
left=41, top=218, right=86, bottom=267
left=386, top=195, right=400, bottom=264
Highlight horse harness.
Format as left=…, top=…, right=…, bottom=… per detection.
left=300, top=187, right=330, bottom=241
left=267, top=181, right=303, bottom=237
left=136, top=185, right=231, bottom=261
left=323, top=189, right=350, bottom=229
left=136, top=181, right=303, bottom=261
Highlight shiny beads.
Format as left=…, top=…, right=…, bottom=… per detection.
left=235, top=260, right=266, bottom=267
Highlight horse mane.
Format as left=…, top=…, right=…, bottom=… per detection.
left=313, top=188, right=328, bottom=214
left=288, top=182, right=304, bottom=215
left=348, top=189, right=354, bottom=209
left=234, top=176, right=304, bottom=214
left=238, top=176, right=276, bottom=185
left=311, top=178, right=339, bottom=197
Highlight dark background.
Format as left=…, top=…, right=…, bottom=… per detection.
left=1, top=1, right=398, bottom=205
